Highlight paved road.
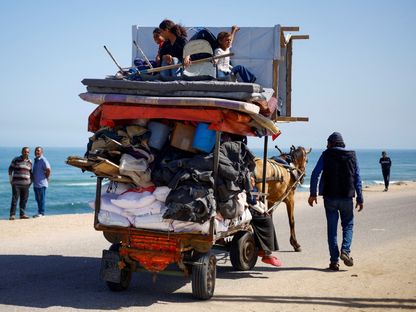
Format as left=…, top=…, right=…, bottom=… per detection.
left=0, top=189, right=415, bottom=311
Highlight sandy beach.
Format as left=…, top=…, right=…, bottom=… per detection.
left=0, top=182, right=415, bottom=311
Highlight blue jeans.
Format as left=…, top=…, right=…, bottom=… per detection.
left=324, top=197, right=354, bottom=263
left=34, top=186, right=47, bottom=215
left=160, top=57, right=181, bottom=78
left=218, top=65, right=256, bottom=83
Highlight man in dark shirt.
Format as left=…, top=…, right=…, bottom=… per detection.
left=8, top=147, right=32, bottom=220
left=308, top=132, right=364, bottom=271
left=379, top=151, right=392, bottom=191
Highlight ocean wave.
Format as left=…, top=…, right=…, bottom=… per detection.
left=65, top=182, right=97, bottom=187
left=362, top=180, right=402, bottom=186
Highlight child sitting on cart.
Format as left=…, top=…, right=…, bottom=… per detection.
left=248, top=176, right=282, bottom=267
left=214, top=26, right=256, bottom=83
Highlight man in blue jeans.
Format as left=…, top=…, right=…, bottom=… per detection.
left=32, top=146, right=51, bottom=217
left=308, top=132, right=364, bottom=271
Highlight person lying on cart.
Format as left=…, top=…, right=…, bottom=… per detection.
left=247, top=176, right=282, bottom=267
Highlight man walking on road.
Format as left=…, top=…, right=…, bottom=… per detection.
left=379, top=151, right=392, bottom=192
left=308, top=132, right=364, bottom=271
left=8, top=147, right=32, bottom=220
left=32, top=146, right=51, bottom=217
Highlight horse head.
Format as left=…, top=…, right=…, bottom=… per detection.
left=290, top=146, right=312, bottom=184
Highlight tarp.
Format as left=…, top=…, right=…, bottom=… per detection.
left=87, top=103, right=280, bottom=136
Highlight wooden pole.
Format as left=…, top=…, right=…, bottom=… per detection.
left=286, top=40, right=293, bottom=117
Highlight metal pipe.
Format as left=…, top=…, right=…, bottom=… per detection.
left=94, top=177, right=103, bottom=228
left=261, top=136, right=268, bottom=203
left=210, top=131, right=222, bottom=237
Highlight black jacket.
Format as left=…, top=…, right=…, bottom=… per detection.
left=322, top=149, right=357, bottom=198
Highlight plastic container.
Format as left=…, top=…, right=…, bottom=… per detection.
left=192, top=123, right=216, bottom=153
left=148, top=121, right=170, bottom=150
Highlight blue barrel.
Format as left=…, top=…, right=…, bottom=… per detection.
left=192, top=123, right=216, bottom=153
left=148, top=121, right=170, bottom=150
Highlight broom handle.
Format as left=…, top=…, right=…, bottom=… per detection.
left=141, top=52, right=234, bottom=74
left=103, top=45, right=124, bottom=72
left=133, top=40, right=153, bottom=69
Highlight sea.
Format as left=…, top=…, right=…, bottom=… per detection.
left=1, top=147, right=415, bottom=220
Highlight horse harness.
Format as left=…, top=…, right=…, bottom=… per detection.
left=254, top=157, right=306, bottom=214
left=254, top=158, right=303, bottom=184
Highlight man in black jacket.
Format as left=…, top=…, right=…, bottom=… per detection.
left=379, top=151, right=392, bottom=191
left=308, top=132, right=364, bottom=271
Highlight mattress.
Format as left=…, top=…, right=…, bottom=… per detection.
left=79, top=92, right=260, bottom=114
left=82, top=78, right=263, bottom=93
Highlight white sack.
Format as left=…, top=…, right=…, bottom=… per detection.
left=111, top=192, right=156, bottom=209
left=98, top=211, right=130, bottom=227
left=152, top=186, right=171, bottom=202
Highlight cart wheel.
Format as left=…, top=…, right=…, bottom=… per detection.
left=103, top=231, right=122, bottom=244
left=230, top=231, right=257, bottom=271
left=106, top=243, right=132, bottom=292
left=191, top=252, right=216, bottom=300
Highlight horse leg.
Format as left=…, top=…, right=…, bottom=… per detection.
left=285, top=195, right=301, bottom=252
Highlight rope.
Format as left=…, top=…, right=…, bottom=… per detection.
left=266, top=169, right=305, bottom=214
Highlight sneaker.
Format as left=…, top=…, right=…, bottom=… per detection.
left=33, top=214, right=44, bottom=218
left=9, top=215, right=15, bottom=221
left=340, top=251, right=354, bottom=266
left=20, top=215, right=30, bottom=219
left=329, top=262, right=339, bottom=271
left=261, top=256, right=283, bottom=267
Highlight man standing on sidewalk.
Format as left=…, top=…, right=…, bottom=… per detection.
left=8, top=147, right=32, bottom=220
left=32, top=146, right=51, bottom=217
left=308, top=132, right=364, bottom=271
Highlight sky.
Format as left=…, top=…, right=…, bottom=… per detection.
left=0, top=0, right=415, bottom=150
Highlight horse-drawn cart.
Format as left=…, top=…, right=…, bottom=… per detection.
left=68, top=23, right=309, bottom=300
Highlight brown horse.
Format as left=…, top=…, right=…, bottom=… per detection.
left=254, top=146, right=311, bottom=252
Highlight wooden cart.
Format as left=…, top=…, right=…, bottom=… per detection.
left=95, top=183, right=258, bottom=299
left=93, top=130, right=259, bottom=300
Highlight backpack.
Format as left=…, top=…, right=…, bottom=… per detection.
left=189, top=27, right=219, bottom=60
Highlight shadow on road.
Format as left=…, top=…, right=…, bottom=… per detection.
left=0, top=254, right=192, bottom=310
left=209, top=295, right=416, bottom=310
left=1, top=254, right=415, bottom=310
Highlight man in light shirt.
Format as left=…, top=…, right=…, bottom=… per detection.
left=32, top=146, right=51, bottom=217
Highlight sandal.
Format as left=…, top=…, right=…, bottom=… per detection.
left=262, top=256, right=283, bottom=267
left=329, top=262, right=339, bottom=271
left=340, top=251, right=354, bottom=266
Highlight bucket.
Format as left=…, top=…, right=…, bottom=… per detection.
left=192, top=123, right=216, bottom=153
left=148, top=121, right=170, bottom=150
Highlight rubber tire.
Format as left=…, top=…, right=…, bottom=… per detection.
left=106, top=243, right=132, bottom=292
left=103, top=231, right=122, bottom=244
left=230, top=231, right=257, bottom=271
left=191, top=252, right=216, bottom=300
